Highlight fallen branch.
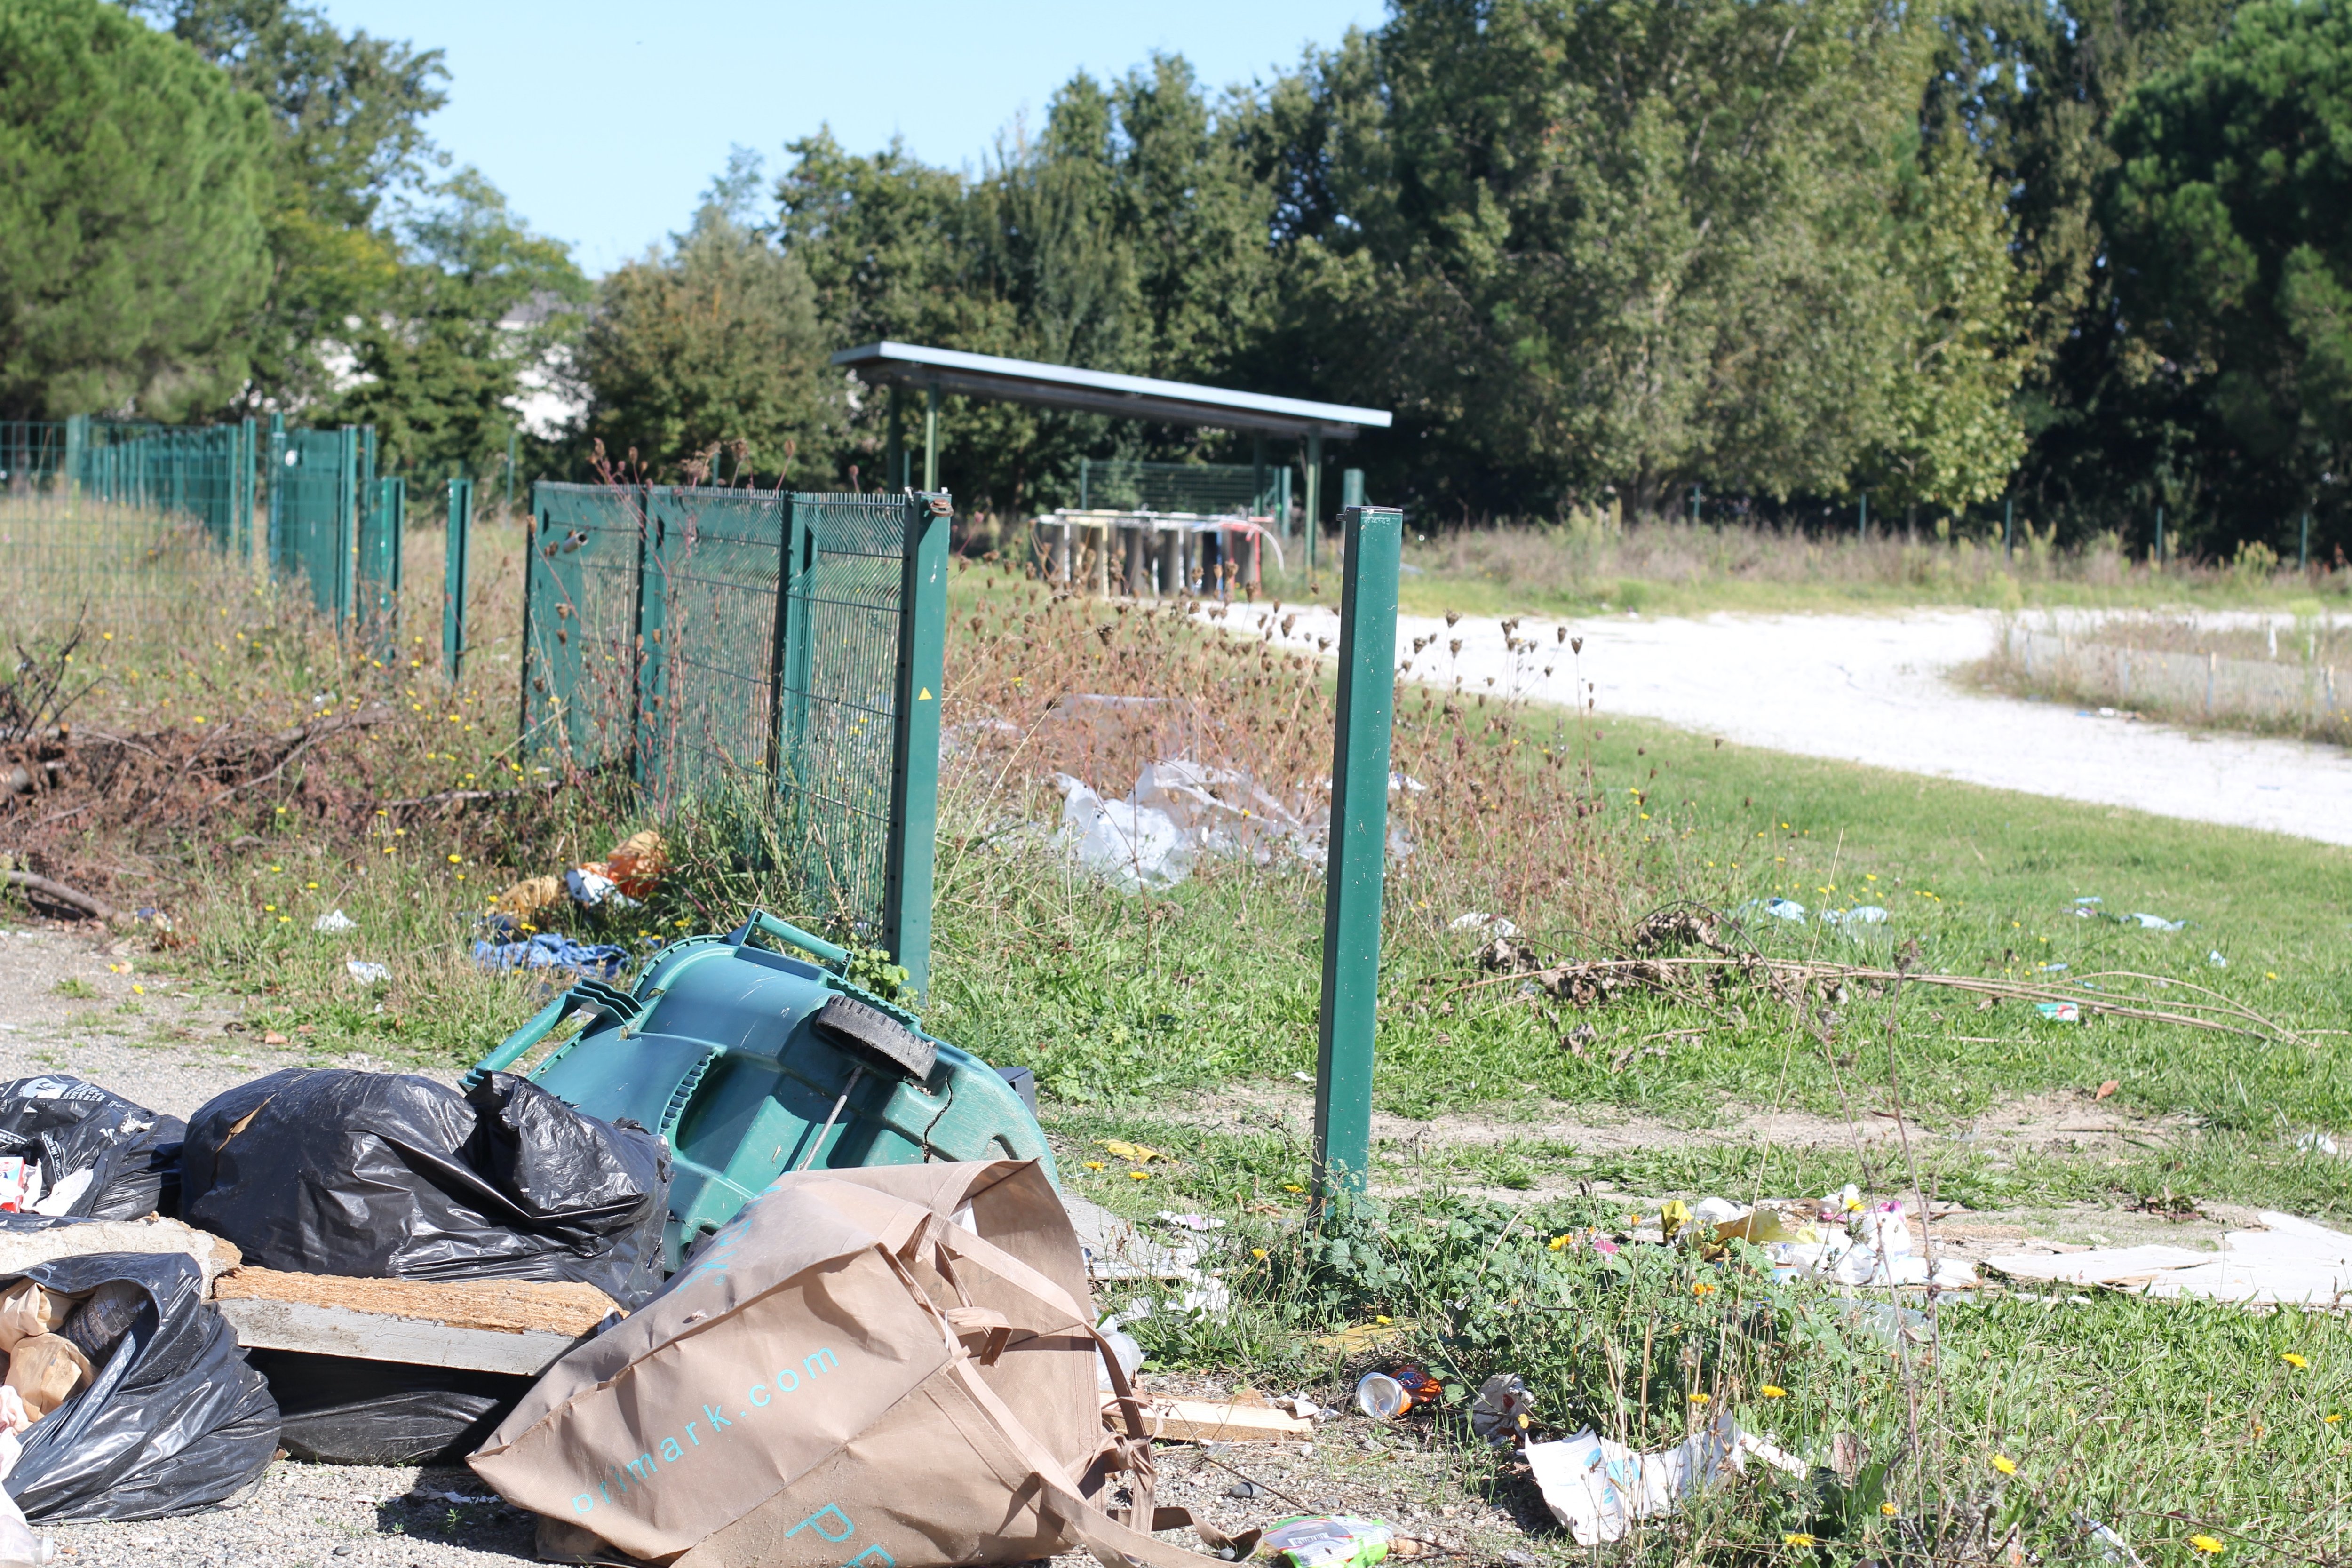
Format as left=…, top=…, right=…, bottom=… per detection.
left=2, top=868, right=114, bottom=923
left=203, top=703, right=396, bottom=807
left=373, top=780, right=564, bottom=818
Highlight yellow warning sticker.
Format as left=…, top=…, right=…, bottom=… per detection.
left=918, top=687, right=934, bottom=700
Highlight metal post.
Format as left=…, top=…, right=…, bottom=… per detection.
left=2155, top=506, right=2166, bottom=566
left=444, top=477, right=473, bottom=681
left=886, top=388, right=905, bottom=493
left=1859, top=492, right=1869, bottom=541
left=1313, top=504, right=1403, bottom=1201
left=884, top=491, right=952, bottom=995
left=2003, top=497, right=2013, bottom=561
left=1342, top=467, right=1364, bottom=510
left=2302, top=512, right=2311, bottom=573
left=1304, top=430, right=1324, bottom=581
left=266, top=413, right=285, bottom=575
left=1691, top=485, right=1700, bottom=525
left=1080, top=458, right=1090, bottom=511
left=922, top=383, right=939, bottom=492
left=1254, top=435, right=1269, bottom=523
left=505, top=430, right=518, bottom=512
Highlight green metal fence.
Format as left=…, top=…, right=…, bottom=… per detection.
left=263, top=418, right=402, bottom=642
left=521, top=483, right=951, bottom=987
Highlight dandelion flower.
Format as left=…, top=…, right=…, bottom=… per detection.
left=1761, top=1385, right=1787, bottom=1399
left=2283, top=1353, right=2309, bottom=1369
left=1548, top=1235, right=1571, bottom=1251
left=1991, top=1454, right=2017, bottom=1476
left=1283, top=1184, right=1304, bottom=1193
left=1688, top=1393, right=1710, bottom=1404
left=1783, top=1534, right=1814, bottom=1548
left=1251, top=1248, right=1268, bottom=1260
left=1129, top=1170, right=1149, bottom=1180
left=1692, top=1282, right=1716, bottom=1297
left=2189, top=1537, right=2225, bottom=1556
left=1083, top=1162, right=1105, bottom=1170
left=2327, top=1415, right=2344, bottom=1425
left=1879, top=1503, right=1897, bottom=1517
left=1375, top=1315, right=1392, bottom=1325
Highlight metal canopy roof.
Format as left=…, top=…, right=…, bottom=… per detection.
left=830, top=341, right=1390, bottom=439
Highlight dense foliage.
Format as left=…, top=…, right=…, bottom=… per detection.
left=6, top=0, right=2348, bottom=556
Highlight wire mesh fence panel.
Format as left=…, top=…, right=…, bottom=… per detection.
left=72, top=421, right=254, bottom=553
left=522, top=485, right=650, bottom=770
left=775, top=494, right=915, bottom=940
left=2005, top=624, right=2347, bottom=729
left=641, top=488, right=786, bottom=810
left=0, top=422, right=64, bottom=492
left=271, top=428, right=357, bottom=621
left=358, top=476, right=405, bottom=654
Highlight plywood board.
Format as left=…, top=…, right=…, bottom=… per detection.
left=215, top=1297, right=588, bottom=1377
left=211, top=1267, right=617, bottom=1336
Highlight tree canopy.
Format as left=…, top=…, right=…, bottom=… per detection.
left=0, top=0, right=274, bottom=419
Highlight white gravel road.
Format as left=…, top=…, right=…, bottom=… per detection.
left=1231, top=603, right=2352, bottom=845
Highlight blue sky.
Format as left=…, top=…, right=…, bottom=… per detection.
left=319, top=1, right=1387, bottom=276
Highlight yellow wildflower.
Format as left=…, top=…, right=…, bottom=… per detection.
left=2190, top=1537, right=2225, bottom=1556
left=1991, top=1454, right=2017, bottom=1476
left=1761, top=1385, right=1787, bottom=1398
left=2283, top=1353, right=2310, bottom=1369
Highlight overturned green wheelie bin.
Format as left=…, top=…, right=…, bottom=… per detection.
left=467, top=910, right=1052, bottom=1270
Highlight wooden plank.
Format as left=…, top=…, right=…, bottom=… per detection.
left=211, top=1266, right=616, bottom=1336
left=215, top=1297, right=590, bottom=1377
left=1106, top=1397, right=1313, bottom=1443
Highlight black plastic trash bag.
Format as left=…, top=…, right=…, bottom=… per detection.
left=0, top=1076, right=184, bottom=1220
left=180, top=1069, right=669, bottom=1307
left=247, top=1350, right=532, bottom=1466
left=4, top=1248, right=278, bottom=1520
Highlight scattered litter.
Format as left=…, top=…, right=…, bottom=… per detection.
left=1292, top=1070, right=1314, bottom=1083
left=311, top=909, right=356, bottom=934
left=1987, top=1210, right=2352, bottom=1305
left=565, top=830, right=665, bottom=908
left=1056, top=760, right=1327, bottom=891
left=344, top=960, right=390, bottom=986
left=2072, top=897, right=2104, bottom=915
left=1057, top=775, right=1188, bottom=890
left=1449, top=912, right=1518, bottom=938
left=2037, top=961, right=2069, bottom=973
left=1526, top=1408, right=1804, bottom=1546
left=1261, top=1513, right=1417, bottom=1568
left=2037, top=1002, right=2081, bottom=1023
left=2208, top=950, right=2229, bottom=968
left=1315, top=1319, right=1418, bottom=1356
left=1819, top=906, right=1888, bottom=927
left=1469, top=1373, right=1535, bottom=1446
left=1388, top=772, right=1427, bottom=794
left=1102, top=1139, right=1166, bottom=1163
left=471, top=933, right=628, bottom=981
left=2095, top=1080, right=2121, bottom=1100
left=2299, top=1132, right=2340, bottom=1157
left=1755, top=898, right=1805, bottom=922
left=1154, top=1212, right=1224, bottom=1232
left=1353, top=1367, right=1440, bottom=1422
left=2123, top=913, right=2185, bottom=931
left=2075, top=1512, right=2147, bottom=1568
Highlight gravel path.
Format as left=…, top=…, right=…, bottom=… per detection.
left=1229, top=603, right=2352, bottom=845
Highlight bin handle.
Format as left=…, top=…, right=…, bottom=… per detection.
left=463, top=993, right=573, bottom=1089
left=730, top=908, right=850, bottom=971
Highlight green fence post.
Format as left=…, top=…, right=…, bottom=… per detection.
left=1342, top=468, right=1365, bottom=510
left=1859, top=492, right=1869, bottom=541
left=444, top=478, right=472, bottom=680
left=2155, top=505, right=2166, bottom=567
left=505, top=430, right=518, bottom=513
left=886, top=388, right=905, bottom=493
left=634, top=488, right=671, bottom=796
left=922, top=384, right=939, bottom=491
left=1304, top=431, right=1324, bottom=582
left=336, top=427, right=360, bottom=628
left=883, top=492, right=951, bottom=995
left=1313, top=503, right=1403, bottom=1201
left=2302, top=512, right=2312, bottom=573
left=266, top=414, right=285, bottom=574
left=2003, top=497, right=2014, bottom=561
left=362, top=475, right=404, bottom=657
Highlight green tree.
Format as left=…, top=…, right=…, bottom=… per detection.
left=0, top=0, right=273, bottom=418
left=135, top=0, right=448, bottom=411
left=2106, top=0, right=2352, bottom=529
left=575, top=203, right=841, bottom=483
left=1265, top=0, right=1943, bottom=517
left=329, top=169, right=588, bottom=480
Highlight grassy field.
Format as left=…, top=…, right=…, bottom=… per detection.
left=1225, top=514, right=2352, bottom=622
left=9, top=509, right=2351, bottom=1565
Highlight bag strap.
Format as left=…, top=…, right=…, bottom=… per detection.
left=945, top=1358, right=1261, bottom=1568
left=909, top=1221, right=1260, bottom=1568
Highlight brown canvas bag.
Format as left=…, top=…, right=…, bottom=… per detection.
left=471, top=1160, right=1254, bottom=1568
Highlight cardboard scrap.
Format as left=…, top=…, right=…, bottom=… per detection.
left=1106, top=1395, right=1313, bottom=1443
left=1986, top=1211, right=2352, bottom=1305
